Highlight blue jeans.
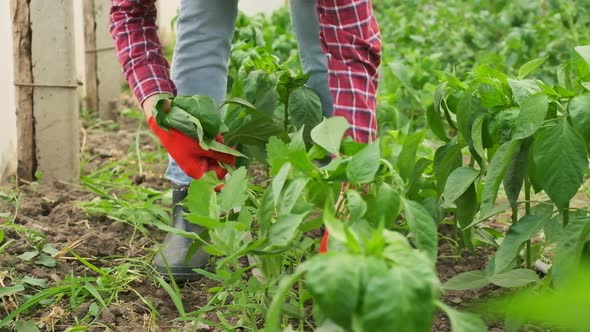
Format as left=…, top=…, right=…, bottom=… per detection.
left=166, top=0, right=332, bottom=185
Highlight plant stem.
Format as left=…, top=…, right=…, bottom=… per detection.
left=453, top=214, right=463, bottom=255
left=284, top=98, right=289, bottom=133
left=511, top=204, right=518, bottom=225
left=525, top=177, right=532, bottom=269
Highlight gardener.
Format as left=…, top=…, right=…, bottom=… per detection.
left=110, top=0, right=381, bottom=281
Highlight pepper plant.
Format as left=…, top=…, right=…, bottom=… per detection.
left=169, top=115, right=487, bottom=331
left=434, top=46, right=590, bottom=296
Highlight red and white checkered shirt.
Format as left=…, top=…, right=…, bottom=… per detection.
left=110, top=0, right=381, bottom=143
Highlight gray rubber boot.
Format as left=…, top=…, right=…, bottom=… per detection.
left=153, top=187, right=209, bottom=282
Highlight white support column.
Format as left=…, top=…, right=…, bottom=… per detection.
left=0, top=0, right=16, bottom=182
left=29, top=0, right=80, bottom=183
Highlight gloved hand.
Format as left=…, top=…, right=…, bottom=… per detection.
left=147, top=117, right=235, bottom=180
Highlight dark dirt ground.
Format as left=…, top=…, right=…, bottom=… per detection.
left=0, top=107, right=506, bottom=332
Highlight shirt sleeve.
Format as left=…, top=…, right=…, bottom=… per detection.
left=316, top=0, right=382, bottom=143
left=110, top=0, right=176, bottom=106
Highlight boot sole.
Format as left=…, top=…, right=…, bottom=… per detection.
left=154, top=265, right=205, bottom=282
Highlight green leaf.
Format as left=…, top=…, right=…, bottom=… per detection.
left=508, top=79, right=541, bottom=105
left=323, top=206, right=346, bottom=244
left=42, top=244, right=58, bottom=256
left=533, top=119, right=588, bottom=209
left=375, top=183, right=401, bottom=226
left=456, top=93, right=475, bottom=141
left=241, top=70, right=279, bottom=115
left=288, top=87, right=323, bottom=145
left=278, top=178, right=309, bottom=216
left=438, top=302, right=488, bottom=332
left=269, top=214, right=306, bottom=248
left=552, top=216, right=590, bottom=287
left=15, top=320, right=41, bottom=332
left=183, top=95, right=221, bottom=138
left=443, top=270, right=488, bottom=291
left=267, top=136, right=289, bottom=175
left=219, top=167, right=249, bottom=212
left=434, top=142, right=463, bottom=196
left=427, top=104, right=449, bottom=142
left=407, top=158, right=432, bottom=199
left=488, top=108, right=519, bottom=144
left=568, top=95, right=590, bottom=148
left=0, top=284, right=25, bottom=297
left=184, top=175, right=217, bottom=218
left=22, top=277, right=47, bottom=288
left=224, top=112, right=285, bottom=147
left=502, top=141, right=531, bottom=206
left=220, top=97, right=256, bottom=110
left=479, top=83, right=507, bottom=108
left=162, top=105, right=204, bottom=141
left=311, top=117, right=350, bottom=155
left=346, top=140, right=381, bottom=185
left=518, top=57, right=548, bottom=79
left=402, top=199, right=438, bottom=262
left=544, top=215, right=564, bottom=244
left=494, top=215, right=548, bottom=274
left=155, top=276, right=186, bottom=317
left=397, top=131, right=426, bottom=181
left=575, top=45, right=590, bottom=66
left=185, top=214, right=223, bottom=229
left=305, top=254, right=362, bottom=328
left=265, top=264, right=308, bottom=332
left=18, top=251, right=39, bottom=261
left=443, top=166, right=480, bottom=207
left=289, top=129, right=315, bottom=173
left=480, top=140, right=521, bottom=213
left=224, top=88, right=285, bottom=145
left=512, top=94, right=549, bottom=139
left=471, top=114, right=486, bottom=160
left=84, top=283, right=106, bottom=307
left=489, top=269, right=539, bottom=288
left=152, top=93, right=174, bottom=125
left=34, top=254, right=56, bottom=267
left=205, top=139, right=246, bottom=158
left=346, top=189, right=367, bottom=222
left=272, top=163, right=291, bottom=207
left=359, top=258, right=436, bottom=332
left=456, top=184, right=478, bottom=250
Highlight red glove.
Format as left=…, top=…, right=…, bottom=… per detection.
left=148, top=117, right=236, bottom=180
left=319, top=230, right=329, bottom=253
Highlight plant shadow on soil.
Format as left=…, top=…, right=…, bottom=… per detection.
left=1, top=107, right=505, bottom=332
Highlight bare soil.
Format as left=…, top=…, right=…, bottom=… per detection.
left=0, top=108, right=505, bottom=331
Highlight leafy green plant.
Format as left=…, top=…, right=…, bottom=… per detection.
left=375, top=0, right=589, bottom=134
left=175, top=117, right=484, bottom=331
left=437, top=47, right=590, bottom=300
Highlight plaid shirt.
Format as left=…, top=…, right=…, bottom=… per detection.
left=110, top=0, right=381, bottom=143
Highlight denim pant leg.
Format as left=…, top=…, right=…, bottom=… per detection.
left=290, top=0, right=333, bottom=117
left=166, top=0, right=239, bottom=186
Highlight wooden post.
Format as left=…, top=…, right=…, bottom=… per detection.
left=83, top=0, right=98, bottom=113
left=16, top=0, right=80, bottom=184
left=11, top=0, right=36, bottom=182
left=84, top=0, right=120, bottom=121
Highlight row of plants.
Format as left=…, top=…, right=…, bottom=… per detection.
left=167, top=46, right=590, bottom=331
left=4, top=2, right=590, bottom=331
left=375, top=0, right=590, bottom=132
left=155, top=2, right=590, bottom=330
